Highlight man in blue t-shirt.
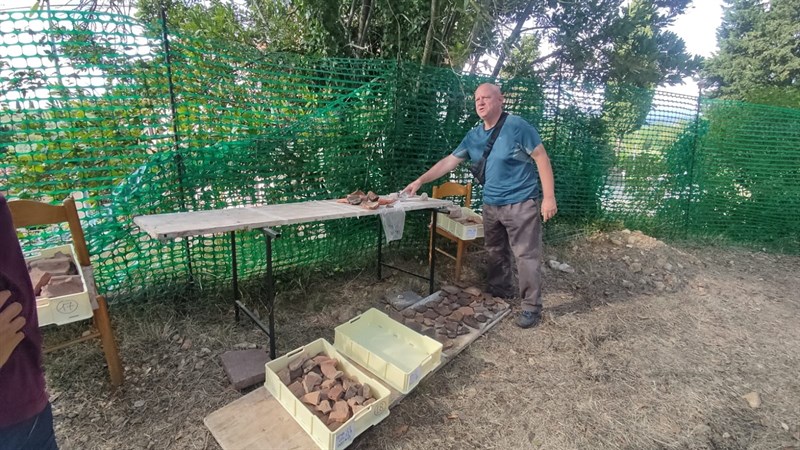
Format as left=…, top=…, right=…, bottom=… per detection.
left=403, top=83, right=557, bottom=328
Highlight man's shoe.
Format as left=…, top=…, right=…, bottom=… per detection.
left=515, top=310, right=541, bottom=329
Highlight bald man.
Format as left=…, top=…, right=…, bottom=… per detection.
left=404, top=83, right=557, bottom=328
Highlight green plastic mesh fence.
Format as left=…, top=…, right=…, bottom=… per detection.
left=1, top=9, right=798, bottom=300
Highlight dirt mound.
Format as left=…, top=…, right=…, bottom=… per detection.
left=536, top=230, right=704, bottom=316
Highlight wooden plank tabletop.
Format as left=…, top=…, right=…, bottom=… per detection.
left=134, top=198, right=452, bottom=240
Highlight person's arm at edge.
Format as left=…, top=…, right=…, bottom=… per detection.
left=0, top=289, right=26, bottom=369
left=403, top=154, right=464, bottom=196
left=531, top=144, right=557, bottom=222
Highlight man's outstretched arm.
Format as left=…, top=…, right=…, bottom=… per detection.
left=403, top=154, right=464, bottom=196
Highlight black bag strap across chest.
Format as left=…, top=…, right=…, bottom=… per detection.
left=481, top=112, right=509, bottom=160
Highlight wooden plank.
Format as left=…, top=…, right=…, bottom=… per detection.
left=204, top=387, right=318, bottom=450
left=133, top=208, right=289, bottom=240
left=134, top=198, right=451, bottom=240
left=205, top=290, right=511, bottom=450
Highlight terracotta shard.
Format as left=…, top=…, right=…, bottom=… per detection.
left=317, top=399, right=332, bottom=414
left=40, top=275, right=83, bottom=298
left=277, top=368, right=292, bottom=386
left=28, top=267, right=52, bottom=296
left=329, top=400, right=350, bottom=423
left=287, top=381, right=304, bottom=398
left=301, top=391, right=321, bottom=406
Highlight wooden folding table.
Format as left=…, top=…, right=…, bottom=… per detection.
left=134, top=198, right=452, bottom=359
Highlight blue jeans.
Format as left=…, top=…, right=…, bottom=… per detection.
left=0, top=402, right=58, bottom=450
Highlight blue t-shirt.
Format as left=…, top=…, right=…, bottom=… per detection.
left=452, top=114, right=542, bottom=206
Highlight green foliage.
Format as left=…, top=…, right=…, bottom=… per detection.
left=690, top=98, right=800, bottom=246
left=2, top=8, right=798, bottom=300
left=703, top=0, right=800, bottom=105
left=545, top=0, right=699, bottom=86
left=548, top=106, right=613, bottom=220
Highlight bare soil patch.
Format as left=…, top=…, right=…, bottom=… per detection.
left=44, top=231, right=800, bottom=449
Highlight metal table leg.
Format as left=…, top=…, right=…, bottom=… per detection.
left=231, top=231, right=239, bottom=322
left=429, top=209, right=438, bottom=295
left=377, top=207, right=442, bottom=295
left=231, top=227, right=280, bottom=360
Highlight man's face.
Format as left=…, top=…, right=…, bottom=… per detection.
left=474, top=85, right=503, bottom=122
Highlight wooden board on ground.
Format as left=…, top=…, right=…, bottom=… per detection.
left=204, top=289, right=509, bottom=450
left=204, top=387, right=316, bottom=450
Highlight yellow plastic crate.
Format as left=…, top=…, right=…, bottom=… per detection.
left=436, top=207, right=483, bottom=240
left=334, top=308, right=443, bottom=394
left=264, top=339, right=391, bottom=450
left=26, top=244, right=93, bottom=327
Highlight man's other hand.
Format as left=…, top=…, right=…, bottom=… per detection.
left=541, top=197, right=558, bottom=222
left=0, top=290, right=26, bottom=368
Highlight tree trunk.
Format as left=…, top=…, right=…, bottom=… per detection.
left=490, top=1, right=536, bottom=79
left=357, top=0, right=373, bottom=51
left=421, top=0, right=438, bottom=65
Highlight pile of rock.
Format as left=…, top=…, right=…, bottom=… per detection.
left=394, top=285, right=509, bottom=348
left=337, top=190, right=398, bottom=210
left=277, top=353, right=378, bottom=431
left=27, top=251, right=83, bottom=298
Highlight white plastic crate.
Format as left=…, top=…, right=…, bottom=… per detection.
left=26, top=244, right=93, bottom=327
left=436, top=207, right=483, bottom=240
left=334, top=308, right=442, bottom=394
left=264, top=339, right=391, bottom=450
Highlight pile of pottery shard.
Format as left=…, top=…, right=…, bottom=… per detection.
left=27, top=251, right=84, bottom=298
left=337, top=190, right=398, bottom=210
left=443, top=205, right=483, bottom=225
left=392, top=285, right=509, bottom=350
left=277, top=352, right=378, bottom=431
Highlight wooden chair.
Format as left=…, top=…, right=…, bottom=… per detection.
left=9, top=197, right=124, bottom=387
left=430, top=181, right=476, bottom=280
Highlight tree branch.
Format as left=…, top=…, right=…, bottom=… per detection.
left=421, top=0, right=437, bottom=65
left=490, top=2, right=537, bottom=79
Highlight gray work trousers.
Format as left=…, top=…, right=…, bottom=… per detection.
left=482, top=198, right=543, bottom=313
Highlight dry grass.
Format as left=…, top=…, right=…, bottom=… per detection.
left=43, top=232, right=800, bottom=449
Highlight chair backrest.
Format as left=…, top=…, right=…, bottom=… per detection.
left=8, top=198, right=91, bottom=267
left=432, top=182, right=472, bottom=208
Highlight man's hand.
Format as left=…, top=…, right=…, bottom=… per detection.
left=402, top=179, right=423, bottom=197
left=0, top=290, right=26, bottom=368
left=541, top=196, right=557, bottom=222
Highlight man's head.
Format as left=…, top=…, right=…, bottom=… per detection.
left=474, top=83, right=504, bottom=126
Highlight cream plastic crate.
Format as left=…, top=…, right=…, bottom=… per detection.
left=27, top=244, right=93, bottom=327
left=436, top=207, right=483, bottom=240
left=264, top=339, right=391, bottom=450
left=334, top=308, right=443, bottom=394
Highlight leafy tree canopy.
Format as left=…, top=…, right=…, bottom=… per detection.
left=126, top=0, right=701, bottom=87
left=702, top=0, right=800, bottom=106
